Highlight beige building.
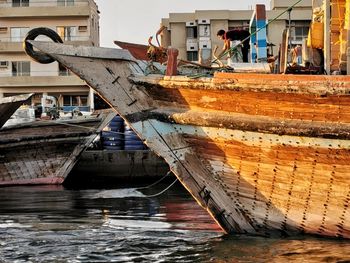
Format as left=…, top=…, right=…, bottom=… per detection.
left=161, top=0, right=312, bottom=62
left=0, top=0, right=99, bottom=112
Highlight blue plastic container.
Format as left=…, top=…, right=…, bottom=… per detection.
left=101, top=131, right=123, bottom=138
left=108, top=115, right=124, bottom=132
left=111, top=115, right=124, bottom=123
left=124, top=125, right=146, bottom=150
left=101, top=115, right=125, bottom=150
left=103, top=140, right=123, bottom=147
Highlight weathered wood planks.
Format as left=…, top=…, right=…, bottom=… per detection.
left=0, top=111, right=113, bottom=185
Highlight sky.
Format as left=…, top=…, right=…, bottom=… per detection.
left=94, top=0, right=270, bottom=48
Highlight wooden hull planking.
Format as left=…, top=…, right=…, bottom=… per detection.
left=0, top=112, right=113, bottom=186
left=28, top=42, right=350, bottom=238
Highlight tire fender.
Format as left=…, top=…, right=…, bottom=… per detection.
left=24, top=27, right=63, bottom=64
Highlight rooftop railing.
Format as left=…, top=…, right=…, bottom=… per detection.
left=0, top=70, right=74, bottom=77
left=0, top=35, right=91, bottom=42
left=0, top=0, right=92, bottom=8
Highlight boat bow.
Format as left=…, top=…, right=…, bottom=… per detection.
left=25, top=39, right=350, bottom=239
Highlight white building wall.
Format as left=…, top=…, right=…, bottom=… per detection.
left=170, top=22, right=187, bottom=60
left=0, top=0, right=99, bottom=110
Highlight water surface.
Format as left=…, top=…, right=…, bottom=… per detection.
left=0, top=183, right=349, bottom=262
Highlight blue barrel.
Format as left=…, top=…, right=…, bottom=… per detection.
left=103, top=140, right=123, bottom=147
left=124, top=124, right=147, bottom=150
left=108, top=115, right=124, bottom=132
left=111, top=115, right=124, bottom=123
left=101, top=115, right=124, bottom=150
left=101, top=131, right=123, bottom=141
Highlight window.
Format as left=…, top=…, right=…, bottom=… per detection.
left=0, top=61, right=9, bottom=68
left=80, top=96, right=88, bottom=106
left=12, top=0, right=29, bottom=7
left=290, top=21, right=310, bottom=43
left=294, top=26, right=309, bottom=41
left=186, top=27, right=197, bottom=39
left=63, top=95, right=88, bottom=106
left=78, top=26, right=87, bottom=32
left=228, top=21, right=250, bottom=31
left=10, top=27, right=29, bottom=42
left=187, top=51, right=198, bottom=62
left=57, top=0, right=74, bottom=6
left=57, top=26, right=77, bottom=41
left=12, top=61, right=30, bottom=76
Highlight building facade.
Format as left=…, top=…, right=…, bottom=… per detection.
left=0, top=0, right=99, bottom=112
left=160, top=0, right=312, bottom=63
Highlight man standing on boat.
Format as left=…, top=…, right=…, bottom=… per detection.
left=216, top=29, right=250, bottom=63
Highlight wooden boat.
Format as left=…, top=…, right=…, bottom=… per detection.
left=114, top=40, right=149, bottom=61
left=0, top=94, right=33, bottom=128
left=24, top=39, right=350, bottom=239
left=0, top=111, right=113, bottom=186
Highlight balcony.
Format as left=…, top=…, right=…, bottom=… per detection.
left=0, top=36, right=94, bottom=53
left=271, top=0, right=312, bottom=10
left=0, top=0, right=91, bottom=18
left=0, top=75, right=88, bottom=93
left=0, top=41, right=22, bottom=52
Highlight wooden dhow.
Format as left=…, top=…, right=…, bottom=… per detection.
left=26, top=40, right=350, bottom=239
left=0, top=111, right=113, bottom=186
left=0, top=94, right=33, bottom=129
left=114, top=40, right=149, bottom=61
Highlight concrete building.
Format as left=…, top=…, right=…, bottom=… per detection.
left=0, top=0, right=99, bottom=112
left=160, top=0, right=312, bottom=63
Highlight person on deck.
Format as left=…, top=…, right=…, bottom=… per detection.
left=216, top=29, right=250, bottom=63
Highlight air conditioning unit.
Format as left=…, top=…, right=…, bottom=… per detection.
left=199, top=38, right=212, bottom=49
left=198, top=19, right=210, bottom=25
left=186, top=41, right=198, bottom=51
left=0, top=27, right=7, bottom=33
left=0, top=61, right=8, bottom=68
left=78, top=26, right=88, bottom=32
left=186, top=21, right=197, bottom=27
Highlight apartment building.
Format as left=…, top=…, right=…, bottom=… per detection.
left=160, top=0, right=312, bottom=63
left=0, top=0, right=99, bottom=112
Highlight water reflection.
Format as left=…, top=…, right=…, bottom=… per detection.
left=209, top=235, right=350, bottom=262
left=0, top=185, right=350, bottom=262
left=0, top=184, right=221, bottom=262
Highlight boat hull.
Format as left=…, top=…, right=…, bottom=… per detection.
left=0, top=112, right=113, bottom=186
left=27, top=42, right=350, bottom=238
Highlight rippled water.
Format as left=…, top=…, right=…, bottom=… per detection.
left=0, top=183, right=350, bottom=262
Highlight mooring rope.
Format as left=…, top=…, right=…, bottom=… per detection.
left=141, top=178, right=179, bottom=198
left=136, top=170, right=172, bottom=190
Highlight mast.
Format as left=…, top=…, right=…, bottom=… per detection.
left=346, top=0, right=350, bottom=75
left=323, top=0, right=331, bottom=74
